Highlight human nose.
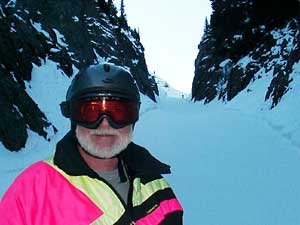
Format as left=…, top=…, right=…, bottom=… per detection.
left=98, top=118, right=111, bottom=128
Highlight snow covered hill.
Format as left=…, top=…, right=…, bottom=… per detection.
left=1, top=60, right=300, bottom=225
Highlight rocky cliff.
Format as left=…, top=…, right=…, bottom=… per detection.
left=192, top=0, right=300, bottom=107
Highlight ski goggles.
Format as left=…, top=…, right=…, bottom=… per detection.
left=66, top=97, right=140, bottom=129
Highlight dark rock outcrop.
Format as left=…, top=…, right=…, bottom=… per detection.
left=192, top=0, right=300, bottom=107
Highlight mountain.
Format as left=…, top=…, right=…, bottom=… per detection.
left=192, top=0, right=300, bottom=107
left=0, top=0, right=158, bottom=151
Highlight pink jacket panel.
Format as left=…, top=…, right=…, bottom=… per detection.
left=0, top=161, right=103, bottom=225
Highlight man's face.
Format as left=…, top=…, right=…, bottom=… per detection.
left=76, top=118, right=133, bottom=159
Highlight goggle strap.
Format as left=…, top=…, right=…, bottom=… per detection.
left=60, top=101, right=70, bottom=118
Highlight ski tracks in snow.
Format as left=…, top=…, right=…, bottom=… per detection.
left=223, top=106, right=300, bottom=151
left=135, top=97, right=300, bottom=225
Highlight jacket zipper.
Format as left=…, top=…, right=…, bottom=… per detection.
left=94, top=166, right=136, bottom=224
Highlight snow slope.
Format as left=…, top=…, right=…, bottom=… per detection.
left=1, top=60, right=300, bottom=225
left=135, top=97, right=300, bottom=225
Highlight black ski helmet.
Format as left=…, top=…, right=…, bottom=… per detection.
left=60, top=63, right=140, bottom=119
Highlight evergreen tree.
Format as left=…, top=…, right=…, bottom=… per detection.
left=210, top=0, right=217, bottom=12
left=203, top=17, right=210, bottom=36
left=120, top=0, right=125, bottom=18
left=132, top=28, right=140, bottom=41
left=118, top=0, right=128, bottom=28
left=107, top=0, right=118, bottom=16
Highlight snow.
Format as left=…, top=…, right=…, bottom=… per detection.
left=31, top=22, right=50, bottom=39
left=93, top=49, right=107, bottom=63
left=233, top=34, right=243, bottom=40
left=219, top=58, right=232, bottom=68
left=53, top=28, right=68, bottom=47
left=0, top=59, right=300, bottom=225
left=154, top=75, right=188, bottom=98
left=271, top=23, right=295, bottom=53
left=120, top=28, right=143, bottom=52
left=4, top=0, right=16, bottom=7
left=236, top=55, right=254, bottom=69
left=72, top=16, right=79, bottom=22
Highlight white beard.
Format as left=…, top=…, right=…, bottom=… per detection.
left=76, top=126, right=132, bottom=159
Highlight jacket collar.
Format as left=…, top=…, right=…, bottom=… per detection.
left=53, top=131, right=171, bottom=178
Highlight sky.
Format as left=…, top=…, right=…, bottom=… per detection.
left=114, top=0, right=212, bottom=93
left=1, top=55, right=300, bottom=224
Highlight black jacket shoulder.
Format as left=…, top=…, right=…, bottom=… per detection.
left=54, top=131, right=171, bottom=178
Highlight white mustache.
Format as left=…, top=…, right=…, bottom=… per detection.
left=89, top=128, right=119, bottom=136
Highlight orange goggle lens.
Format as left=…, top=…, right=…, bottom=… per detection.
left=70, top=98, right=139, bottom=127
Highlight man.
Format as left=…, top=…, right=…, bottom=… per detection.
left=0, top=63, right=183, bottom=224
